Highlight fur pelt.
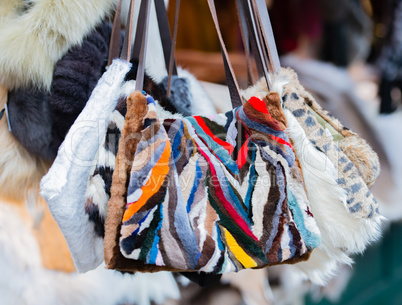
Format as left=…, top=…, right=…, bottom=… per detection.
left=0, top=0, right=116, bottom=90
left=0, top=0, right=25, bottom=21
left=0, top=85, right=50, bottom=202
left=48, top=21, right=112, bottom=156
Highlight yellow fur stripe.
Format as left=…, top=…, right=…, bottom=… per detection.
left=224, top=228, right=257, bottom=268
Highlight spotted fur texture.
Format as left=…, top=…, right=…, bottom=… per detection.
left=278, top=68, right=380, bottom=190
left=338, top=135, right=380, bottom=188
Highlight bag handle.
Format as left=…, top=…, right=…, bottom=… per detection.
left=250, top=0, right=280, bottom=74
left=207, top=0, right=243, bottom=108
left=107, top=0, right=138, bottom=64
left=108, top=0, right=123, bottom=67
left=237, top=0, right=270, bottom=88
left=154, top=0, right=178, bottom=78
left=236, top=0, right=258, bottom=86
left=206, top=0, right=279, bottom=108
left=132, top=0, right=153, bottom=91
left=236, top=0, right=280, bottom=91
left=165, top=0, right=180, bottom=98
left=120, top=0, right=136, bottom=62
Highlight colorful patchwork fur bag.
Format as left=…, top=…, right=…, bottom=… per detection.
left=102, top=0, right=383, bottom=279
left=102, top=0, right=323, bottom=273
left=103, top=89, right=321, bottom=273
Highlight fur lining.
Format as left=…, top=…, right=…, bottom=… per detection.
left=0, top=0, right=115, bottom=90
left=285, top=109, right=383, bottom=285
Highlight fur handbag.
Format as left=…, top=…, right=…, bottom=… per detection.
left=103, top=88, right=321, bottom=273
left=234, top=0, right=383, bottom=284
left=40, top=57, right=132, bottom=272
left=103, top=0, right=383, bottom=281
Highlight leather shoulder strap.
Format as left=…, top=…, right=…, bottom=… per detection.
left=207, top=0, right=243, bottom=108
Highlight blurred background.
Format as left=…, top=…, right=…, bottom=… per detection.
left=2, top=0, right=402, bottom=304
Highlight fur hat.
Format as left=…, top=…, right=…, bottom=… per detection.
left=0, top=0, right=115, bottom=91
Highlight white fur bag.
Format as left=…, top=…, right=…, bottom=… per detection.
left=40, top=59, right=132, bottom=272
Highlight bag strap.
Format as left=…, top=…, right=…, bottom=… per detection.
left=206, top=0, right=243, bottom=108
left=235, top=0, right=258, bottom=86
left=165, top=0, right=180, bottom=98
left=154, top=0, right=178, bottom=77
left=250, top=0, right=280, bottom=74
left=107, top=0, right=136, bottom=64
left=132, top=0, right=153, bottom=91
left=236, top=0, right=268, bottom=84
left=120, top=0, right=136, bottom=62
left=236, top=0, right=279, bottom=90
left=108, top=0, right=123, bottom=66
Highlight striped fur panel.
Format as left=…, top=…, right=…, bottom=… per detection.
left=84, top=99, right=127, bottom=238
left=118, top=93, right=320, bottom=273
